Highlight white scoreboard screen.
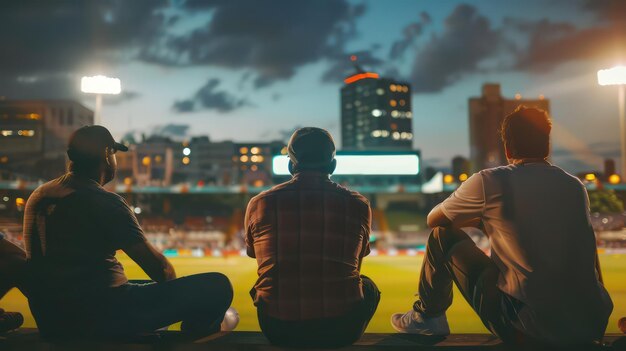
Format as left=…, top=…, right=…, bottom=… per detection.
left=272, top=153, right=420, bottom=176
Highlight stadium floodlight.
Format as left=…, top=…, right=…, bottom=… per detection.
left=598, top=66, right=626, bottom=180
left=272, top=154, right=420, bottom=176
left=81, top=75, right=122, bottom=126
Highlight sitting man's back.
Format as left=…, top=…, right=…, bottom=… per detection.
left=461, top=158, right=612, bottom=342
left=24, top=126, right=233, bottom=339
left=391, top=107, right=612, bottom=345
left=245, top=127, right=380, bottom=347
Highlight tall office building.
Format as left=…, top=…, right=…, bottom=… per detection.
left=341, top=66, right=413, bottom=150
left=469, top=84, right=550, bottom=172
left=0, top=100, right=94, bottom=179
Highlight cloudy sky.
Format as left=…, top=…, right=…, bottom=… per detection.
left=1, top=0, right=625, bottom=172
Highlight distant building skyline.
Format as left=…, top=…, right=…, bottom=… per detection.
left=341, top=65, right=413, bottom=151
left=0, top=99, right=93, bottom=179
left=468, top=84, right=550, bottom=173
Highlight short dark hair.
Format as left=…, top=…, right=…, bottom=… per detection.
left=287, top=127, right=336, bottom=173
left=501, top=106, right=551, bottom=159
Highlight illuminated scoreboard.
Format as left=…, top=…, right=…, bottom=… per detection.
left=272, top=152, right=420, bottom=176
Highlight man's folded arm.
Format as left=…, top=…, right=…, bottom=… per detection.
left=105, top=195, right=176, bottom=282
left=427, top=173, right=485, bottom=229
left=124, top=241, right=176, bottom=283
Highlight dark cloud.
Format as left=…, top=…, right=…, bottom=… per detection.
left=583, top=0, right=626, bottom=23
left=503, top=0, right=625, bottom=71
left=172, top=99, right=195, bottom=112
left=506, top=18, right=624, bottom=71
left=140, top=0, right=366, bottom=87
left=409, top=4, right=502, bottom=93
left=0, top=73, right=79, bottom=100
left=151, top=124, right=190, bottom=138
left=388, top=12, right=431, bottom=59
left=0, top=1, right=167, bottom=100
left=0, top=1, right=167, bottom=76
left=173, top=78, right=250, bottom=113
left=322, top=51, right=384, bottom=83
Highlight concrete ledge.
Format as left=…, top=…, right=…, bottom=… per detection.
left=1, top=329, right=624, bottom=350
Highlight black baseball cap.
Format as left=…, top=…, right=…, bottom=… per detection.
left=67, top=125, right=128, bottom=162
left=288, top=127, right=336, bottom=169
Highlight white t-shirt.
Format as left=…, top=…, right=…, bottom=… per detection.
left=439, top=162, right=613, bottom=344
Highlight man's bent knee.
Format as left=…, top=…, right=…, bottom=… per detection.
left=196, top=272, right=234, bottom=307
left=428, top=226, right=473, bottom=254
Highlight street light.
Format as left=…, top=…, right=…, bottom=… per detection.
left=598, top=65, right=626, bottom=179
left=80, top=75, right=121, bottom=125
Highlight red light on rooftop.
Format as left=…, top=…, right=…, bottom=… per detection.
left=350, top=55, right=357, bottom=62
left=344, top=72, right=380, bottom=84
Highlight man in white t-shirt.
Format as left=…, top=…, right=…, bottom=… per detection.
left=391, top=106, right=613, bottom=345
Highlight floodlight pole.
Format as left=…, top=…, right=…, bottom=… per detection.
left=608, top=83, right=626, bottom=178
left=94, top=94, right=103, bottom=126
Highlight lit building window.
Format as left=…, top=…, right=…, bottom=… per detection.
left=371, top=109, right=382, bottom=117
left=376, top=88, right=385, bottom=95
left=399, top=99, right=406, bottom=106
left=250, top=155, right=258, bottom=163
left=182, top=147, right=191, bottom=156
left=390, top=100, right=397, bottom=107
left=391, top=110, right=399, bottom=118
left=251, top=147, right=260, bottom=155
left=239, top=147, right=248, bottom=154
left=142, top=156, right=151, bottom=166
left=389, top=84, right=397, bottom=92
left=403, top=86, right=409, bottom=93
left=392, top=132, right=400, bottom=140
left=257, top=155, right=264, bottom=162
left=354, top=100, right=361, bottom=106
left=406, top=111, right=413, bottom=118
left=1, top=130, right=13, bottom=136
left=155, top=155, right=163, bottom=164
left=0, top=156, right=8, bottom=163
left=371, top=130, right=382, bottom=138
left=253, top=180, right=264, bottom=187
left=240, top=155, right=249, bottom=163
left=515, top=93, right=522, bottom=100
left=381, top=130, right=389, bottom=137
left=182, top=156, right=190, bottom=165
left=251, top=165, right=258, bottom=171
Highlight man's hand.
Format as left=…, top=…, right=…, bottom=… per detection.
left=124, top=241, right=176, bottom=283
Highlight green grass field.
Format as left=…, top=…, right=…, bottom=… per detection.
left=2, top=254, right=625, bottom=333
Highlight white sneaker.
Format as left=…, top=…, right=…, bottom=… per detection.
left=391, top=310, right=450, bottom=336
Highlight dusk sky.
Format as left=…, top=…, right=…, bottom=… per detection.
left=1, top=0, right=625, bottom=172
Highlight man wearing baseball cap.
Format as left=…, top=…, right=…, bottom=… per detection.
left=23, top=125, right=233, bottom=339
left=245, top=127, right=380, bottom=347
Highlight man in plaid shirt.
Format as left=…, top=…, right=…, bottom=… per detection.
left=245, top=127, right=380, bottom=348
